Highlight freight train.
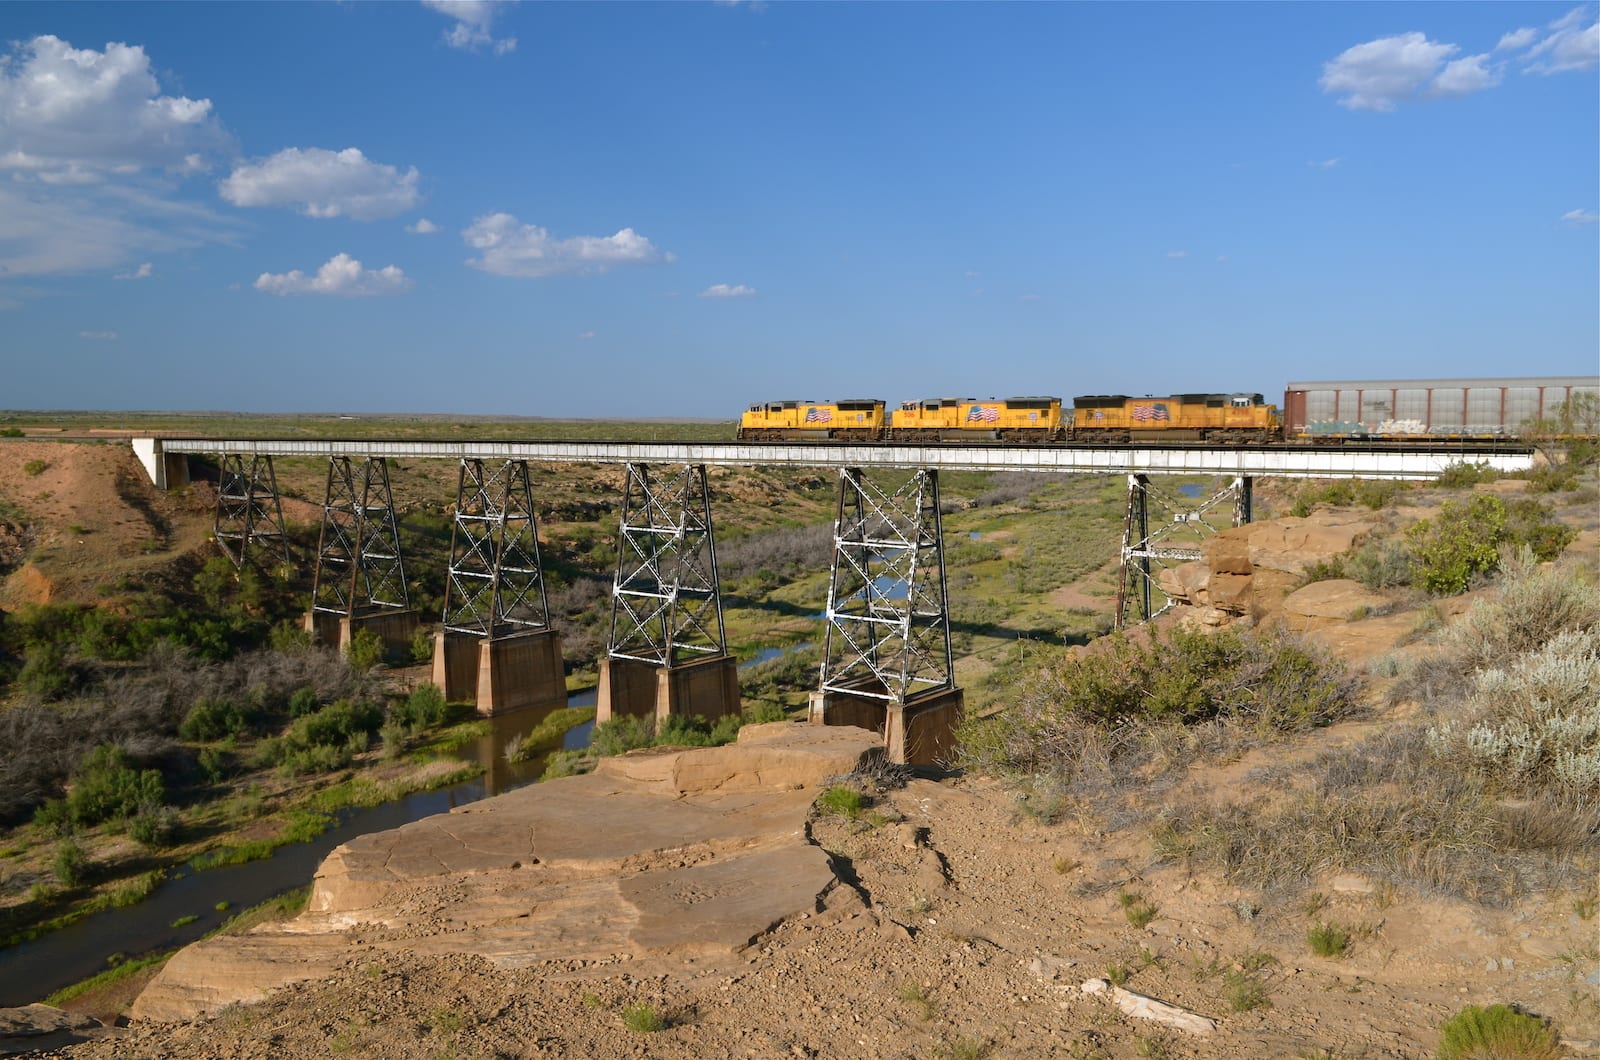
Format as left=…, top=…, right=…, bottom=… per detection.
left=736, top=377, right=1599, bottom=445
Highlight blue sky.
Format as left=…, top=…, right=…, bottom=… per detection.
left=0, top=1, right=1595, bottom=417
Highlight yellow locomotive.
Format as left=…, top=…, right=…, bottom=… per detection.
left=736, top=398, right=886, bottom=441
left=890, top=397, right=1064, bottom=441
left=1071, top=393, right=1280, bottom=444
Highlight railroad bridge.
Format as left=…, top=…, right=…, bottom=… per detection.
left=132, top=437, right=1532, bottom=765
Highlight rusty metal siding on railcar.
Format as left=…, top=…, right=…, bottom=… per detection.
left=1284, top=377, right=1600, bottom=436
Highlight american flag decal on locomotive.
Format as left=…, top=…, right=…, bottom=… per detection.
left=803, top=407, right=833, bottom=424
left=1131, top=403, right=1171, bottom=422
left=966, top=405, right=1000, bottom=423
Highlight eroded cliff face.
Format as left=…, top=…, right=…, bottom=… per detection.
left=130, top=723, right=884, bottom=1023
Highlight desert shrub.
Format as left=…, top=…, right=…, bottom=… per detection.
left=1406, top=494, right=1506, bottom=595
left=409, top=625, right=434, bottom=664
left=0, top=427, right=22, bottom=437
left=589, top=714, right=657, bottom=757
left=128, top=804, right=179, bottom=848
left=716, top=522, right=834, bottom=584
left=1434, top=461, right=1498, bottom=488
left=268, top=620, right=312, bottom=653
left=287, top=686, right=321, bottom=718
left=1408, top=496, right=1576, bottom=596
left=53, top=839, right=88, bottom=887
left=1344, top=538, right=1413, bottom=590
left=620, top=1002, right=665, bottom=1033
left=33, top=797, right=72, bottom=837
left=345, top=629, right=384, bottom=671
left=289, top=698, right=383, bottom=749
left=1436, top=1003, right=1561, bottom=1060
left=1299, top=557, right=1346, bottom=585
left=1501, top=498, right=1577, bottom=561
left=178, top=697, right=247, bottom=742
left=1437, top=549, right=1600, bottom=675
left=23, top=459, right=47, bottom=477
left=1525, top=463, right=1579, bottom=493
left=1426, top=629, right=1600, bottom=801
left=65, top=744, right=165, bottom=828
left=16, top=641, right=80, bottom=702
left=1306, top=922, right=1350, bottom=958
left=390, top=683, right=448, bottom=732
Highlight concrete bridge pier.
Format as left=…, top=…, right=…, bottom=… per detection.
left=434, top=628, right=566, bottom=716
left=596, top=463, right=740, bottom=731
left=596, top=653, right=741, bottom=728
left=809, top=679, right=964, bottom=767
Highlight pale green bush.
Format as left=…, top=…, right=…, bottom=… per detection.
left=1427, top=628, right=1600, bottom=799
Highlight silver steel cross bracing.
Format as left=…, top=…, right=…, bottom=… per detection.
left=819, top=467, right=954, bottom=704
left=310, top=456, right=410, bottom=616
left=606, top=463, right=727, bottom=666
left=440, top=458, right=550, bottom=638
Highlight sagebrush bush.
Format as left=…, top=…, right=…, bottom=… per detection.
left=1439, top=549, right=1600, bottom=673
left=1427, top=628, right=1600, bottom=800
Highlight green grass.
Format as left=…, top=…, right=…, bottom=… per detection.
left=1436, top=1003, right=1561, bottom=1060
left=1307, top=922, right=1351, bottom=958
left=620, top=1002, right=666, bottom=1033
left=817, top=785, right=865, bottom=820
left=1118, top=890, right=1159, bottom=929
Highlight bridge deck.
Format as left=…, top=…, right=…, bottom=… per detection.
left=134, top=437, right=1533, bottom=484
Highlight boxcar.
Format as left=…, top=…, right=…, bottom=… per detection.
left=1283, top=377, right=1600, bottom=439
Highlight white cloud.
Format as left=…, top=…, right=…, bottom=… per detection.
left=1522, top=7, right=1599, bottom=73
left=1166, top=250, right=1187, bottom=258
left=220, top=148, right=421, bottom=220
left=1497, top=27, right=1538, bottom=51
left=1324, top=12, right=1597, bottom=111
left=1018, top=293, right=1040, bottom=302
left=577, top=330, right=595, bottom=340
left=115, top=262, right=154, bottom=280
left=254, top=253, right=412, bottom=296
left=405, top=217, right=440, bottom=234
left=0, top=35, right=231, bottom=179
left=700, top=283, right=757, bottom=298
left=1433, top=53, right=1500, bottom=97
left=0, top=35, right=239, bottom=288
left=423, top=0, right=517, bottom=54
left=462, top=213, right=672, bottom=277
left=1308, top=158, right=1340, bottom=168
left=963, top=270, right=979, bottom=279
left=79, top=330, right=117, bottom=340
left=1562, top=208, right=1600, bottom=224
left=1320, top=32, right=1466, bottom=110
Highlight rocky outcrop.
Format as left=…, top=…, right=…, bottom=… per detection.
left=131, top=722, right=883, bottom=1023
left=1162, top=513, right=1378, bottom=625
